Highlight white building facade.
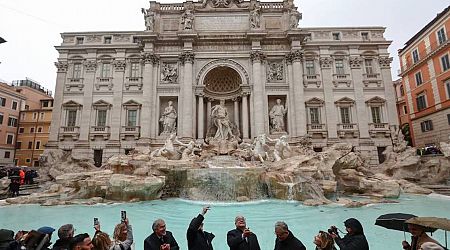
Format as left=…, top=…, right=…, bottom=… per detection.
left=46, top=0, right=398, bottom=166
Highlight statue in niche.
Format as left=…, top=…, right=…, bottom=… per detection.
left=141, top=8, right=155, bottom=31
left=249, top=7, right=260, bottom=29
left=289, top=9, right=301, bottom=29
left=161, top=64, right=178, bottom=83
left=267, top=135, right=291, bottom=161
left=269, top=99, right=287, bottom=133
left=267, top=62, right=284, bottom=81
left=211, top=100, right=234, bottom=140
left=159, top=101, right=177, bottom=135
left=181, top=9, right=194, bottom=30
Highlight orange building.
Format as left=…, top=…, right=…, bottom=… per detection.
left=12, top=79, right=53, bottom=167
left=398, top=6, right=450, bottom=147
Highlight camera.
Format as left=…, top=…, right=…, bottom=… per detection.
left=328, top=226, right=338, bottom=235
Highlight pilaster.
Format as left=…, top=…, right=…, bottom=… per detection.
left=48, top=61, right=69, bottom=146
left=250, top=50, right=266, bottom=136
left=349, top=55, right=370, bottom=138
left=319, top=51, right=338, bottom=138
left=79, top=50, right=97, bottom=141
left=287, top=50, right=306, bottom=136
left=179, top=50, right=195, bottom=139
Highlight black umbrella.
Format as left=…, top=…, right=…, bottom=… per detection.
left=375, top=213, right=437, bottom=240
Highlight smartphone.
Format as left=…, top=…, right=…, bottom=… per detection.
left=94, top=218, right=99, bottom=226
left=121, top=211, right=126, bottom=222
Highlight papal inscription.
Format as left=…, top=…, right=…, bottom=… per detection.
left=195, top=15, right=248, bottom=31
left=163, top=19, right=180, bottom=31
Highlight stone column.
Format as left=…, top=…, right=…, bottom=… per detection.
left=289, top=50, right=307, bottom=136
left=233, top=98, right=240, bottom=130
left=48, top=61, right=69, bottom=144
left=141, top=52, right=157, bottom=140
left=179, top=51, right=194, bottom=139
left=319, top=55, right=338, bottom=138
left=242, top=93, right=249, bottom=139
left=349, top=55, right=370, bottom=138
left=197, top=94, right=204, bottom=139
left=79, top=51, right=97, bottom=142
left=206, top=99, right=212, bottom=136
left=250, top=51, right=266, bottom=136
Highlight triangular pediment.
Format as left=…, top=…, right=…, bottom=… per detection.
left=305, top=97, right=324, bottom=105
left=62, top=100, right=82, bottom=107
left=122, top=99, right=141, bottom=107
left=366, top=96, right=385, bottom=104
left=335, top=97, right=355, bottom=104
left=93, top=99, right=112, bottom=107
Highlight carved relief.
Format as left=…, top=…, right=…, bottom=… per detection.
left=371, top=31, right=384, bottom=38
left=141, top=52, right=159, bottom=65
left=314, top=31, right=330, bottom=39
left=83, top=60, right=97, bottom=72
left=113, top=35, right=130, bottom=43
left=63, top=36, right=75, bottom=43
left=202, top=0, right=243, bottom=8
left=55, top=61, right=68, bottom=72
left=113, top=60, right=126, bottom=71
left=250, top=51, right=266, bottom=63
left=161, top=63, right=178, bottom=84
left=378, top=56, right=393, bottom=68
left=86, top=35, right=102, bottom=43
left=267, top=62, right=284, bottom=81
left=349, top=56, right=363, bottom=68
left=179, top=51, right=195, bottom=64
left=181, top=9, right=194, bottom=30
left=319, top=57, right=332, bottom=68
left=342, top=31, right=358, bottom=39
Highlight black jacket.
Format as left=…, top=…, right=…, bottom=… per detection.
left=187, top=214, right=215, bottom=250
left=274, top=230, right=306, bottom=250
left=227, top=228, right=261, bottom=250
left=144, top=231, right=179, bottom=250
left=52, top=238, right=71, bottom=250
left=335, top=218, right=369, bottom=250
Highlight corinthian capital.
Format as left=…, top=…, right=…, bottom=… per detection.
left=285, top=50, right=303, bottom=63
left=54, top=61, right=68, bottom=72
left=250, top=50, right=266, bottom=63
left=141, top=52, right=159, bottom=65
left=319, top=57, right=332, bottom=68
left=349, top=56, right=363, bottom=69
left=83, top=60, right=97, bottom=72
left=113, top=60, right=127, bottom=71
left=179, top=51, right=195, bottom=64
left=378, top=56, right=393, bottom=68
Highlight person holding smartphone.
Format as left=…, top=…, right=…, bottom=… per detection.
left=227, top=215, right=261, bottom=250
left=111, top=212, right=133, bottom=250
left=187, top=206, right=215, bottom=250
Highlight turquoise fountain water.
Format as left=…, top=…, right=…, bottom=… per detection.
left=1, top=195, right=449, bottom=250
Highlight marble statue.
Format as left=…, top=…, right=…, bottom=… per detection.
left=267, top=135, right=291, bottom=161
left=211, top=100, right=234, bottom=140
left=269, top=99, right=287, bottom=133
left=141, top=8, right=155, bottom=31
left=150, top=133, right=180, bottom=159
left=392, top=127, right=408, bottom=153
left=161, top=64, right=178, bottom=83
left=181, top=9, right=194, bottom=30
left=289, top=9, right=301, bottom=29
left=175, top=138, right=201, bottom=160
left=250, top=7, right=260, bottom=29
left=252, top=134, right=270, bottom=162
left=160, top=101, right=177, bottom=135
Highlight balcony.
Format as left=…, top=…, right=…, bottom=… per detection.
left=363, top=73, right=380, bottom=79
left=337, top=123, right=359, bottom=138
left=125, top=77, right=143, bottom=90
left=68, top=78, right=83, bottom=83
left=90, top=126, right=111, bottom=140
left=307, top=123, right=327, bottom=138
left=59, top=126, right=80, bottom=141
left=332, top=74, right=351, bottom=88
left=120, top=126, right=140, bottom=140
left=369, top=123, right=390, bottom=137
left=303, top=74, right=321, bottom=88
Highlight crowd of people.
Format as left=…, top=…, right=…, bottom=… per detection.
left=0, top=167, right=38, bottom=197
left=0, top=206, right=447, bottom=250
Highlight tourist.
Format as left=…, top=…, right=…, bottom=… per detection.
left=111, top=218, right=133, bottom=250
left=144, top=219, right=179, bottom=250
left=419, top=242, right=445, bottom=250
left=70, top=233, right=94, bottom=250
left=330, top=218, right=369, bottom=250
left=187, top=206, right=215, bottom=250
left=37, top=226, right=56, bottom=250
left=402, top=224, right=441, bottom=250
left=313, top=231, right=336, bottom=250
left=0, top=229, right=19, bottom=250
left=227, top=215, right=261, bottom=250
left=273, top=221, right=306, bottom=250
left=8, top=178, right=20, bottom=197
left=53, top=224, right=75, bottom=250
left=92, top=222, right=112, bottom=250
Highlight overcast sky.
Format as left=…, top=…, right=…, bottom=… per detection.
left=0, top=0, right=448, bottom=92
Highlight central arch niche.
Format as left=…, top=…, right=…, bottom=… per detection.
left=203, top=66, right=242, bottom=98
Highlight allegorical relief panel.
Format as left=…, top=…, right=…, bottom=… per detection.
left=267, top=62, right=284, bottom=82
left=160, top=63, right=178, bottom=84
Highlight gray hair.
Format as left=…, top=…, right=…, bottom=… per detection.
left=152, top=219, right=165, bottom=231
left=235, top=215, right=246, bottom=223
left=275, top=221, right=288, bottom=232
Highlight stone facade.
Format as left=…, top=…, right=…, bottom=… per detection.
left=46, top=0, right=398, bottom=166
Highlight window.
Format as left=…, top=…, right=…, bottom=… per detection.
left=332, top=33, right=340, bottom=40
left=127, top=110, right=137, bottom=126
left=403, top=106, right=408, bottom=115
left=415, top=71, right=423, bottom=86
left=43, top=101, right=49, bottom=107
left=8, top=117, right=18, bottom=127
left=364, top=59, right=374, bottom=74
left=446, top=80, right=450, bottom=99
left=35, top=141, right=41, bottom=149
left=335, top=59, right=345, bottom=75
left=371, top=106, right=382, bottom=123
left=24, top=105, right=29, bottom=110
left=33, top=113, right=37, bottom=120
left=0, top=97, right=5, bottom=106
left=20, top=113, right=25, bottom=120
left=40, top=113, right=44, bottom=119
left=73, top=63, right=82, bottom=79
left=437, top=27, right=447, bottom=45
left=26, top=158, right=31, bottom=163
left=441, top=54, right=450, bottom=72
left=6, top=134, right=14, bottom=144
left=104, top=36, right=112, bottom=44
left=19, top=127, right=24, bottom=133
left=76, top=37, right=84, bottom=44
left=412, top=49, right=419, bottom=63
left=309, top=107, right=320, bottom=124
left=37, top=127, right=42, bottom=133
left=30, top=127, right=35, bottom=133
left=340, top=107, right=351, bottom=124
left=361, top=32, right=369, bottom=40
left=16, top=141, right=21, bottom=149
left=4, top=152, right=10, bottom=159
left=11, top=101, right=18, bottom=110
left=305, top=60, right=315, bottom=75
left=447, top=114, right=450, bottom=125
left=101, top=63, right=111, bottom=78
left=416, top=93, right=427, bottom=111
left=130, top=62, right=140, bottom=77
left=399, top=85, right=404, bottom=96
left=0, top=113, right=3, bottom=124
left=28, top=142, right=32, bottom=149
left=420, top=120, right=433, bottom=132
left=97, top=110, right=107, bottom=127
left=67, top=110, right=77, bottom=127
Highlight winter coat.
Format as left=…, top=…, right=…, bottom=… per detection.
left=186, top=214, right=215, bottom=250
left=110, top=225, right=133, bottom=250
left=274, top=230, right=306, bottom=250
left=144, top=231, right=179, bottom=250
left=335, top=218, right=369, bottom=250
left=227, top=228, right=261, bottom=250
left=52, top=238, right=71, bottom=250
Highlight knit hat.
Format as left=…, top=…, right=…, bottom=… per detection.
left=58, top=224, right=74, bottom=239
left=420, top=242, right=445, bottom=250
left=37, top=226, right=55, bottom=235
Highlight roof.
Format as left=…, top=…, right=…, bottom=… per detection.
left=399, top=5, right=450, bottom=54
